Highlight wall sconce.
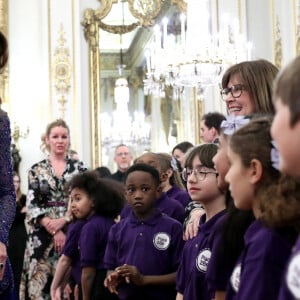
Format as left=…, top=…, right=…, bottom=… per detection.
left=12, top=122, right=29, bottom=149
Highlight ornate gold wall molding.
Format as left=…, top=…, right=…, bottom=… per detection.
left=82, top=9, right=101, bottom=168
left=53, top=24, right=72, bottom=119
left=274, top=16, right=282, bottom=69
left=271, top=0, right=283, bottom=69
left=295, top=0, right=300, bottom=54
left=53, top=25, right=71, bottom=94
left=0, top=0, right=8, bottom=105
left=127, top=0, right=166, bottom=27
left=0, top=0, right=8, bottom=32
left=171, top=0, right=187, bottom=14
left=99, top=21, right=139, bottom=34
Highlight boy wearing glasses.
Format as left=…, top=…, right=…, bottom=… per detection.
left=110, top=144, right=133, bottom=183
left=176, top=144, right=226, bottom=300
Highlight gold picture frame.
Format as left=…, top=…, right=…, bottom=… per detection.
left=82, top=0, right=187, bottom=167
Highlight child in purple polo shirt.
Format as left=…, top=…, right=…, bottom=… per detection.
left=121, top=152, right=185, bottom=224
left=176, top=143, right=226, bottom=300
left=51, top=219, right=86, bottom=300
left=157, top=153, right=190, bottom=208
left=225, top=116, right=299, bottom=300
left=271, top=55, right=300, bottom=300
left=60, top=171, right=124, bottom=300
left=104, top=163, right=184, bottom=300
left=205, top=115, right=255, bottom=300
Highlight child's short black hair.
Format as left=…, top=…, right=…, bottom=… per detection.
left=125, top=163, right=160, bottom=186
left=67, top=171, right=124, bottom=218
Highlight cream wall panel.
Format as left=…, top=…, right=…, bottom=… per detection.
left=246, top=0, right=273, bottom=61
left=9, top=0, right=49, bottom=192
left=49, top=0, right=88, bottom=164
left=8, top=0, right=95, bottom=192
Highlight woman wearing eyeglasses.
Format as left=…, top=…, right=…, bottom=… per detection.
left=185, top=59, right=279, bottom=300
left=185, top=59, right=278, bottom=239
left=220, top=59, right=278, bottom=116
left=176, top=143, right=226, bottom=300
left=204, top=60, right=279, bottom=300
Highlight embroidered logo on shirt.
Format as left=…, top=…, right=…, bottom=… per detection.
left=153, top=232, right=171, bottom=250
left=286, top=252, right=300, bottom=298
left=230, top=263, right=241, bottom=292
left=196, top=248, right=211, bottom=272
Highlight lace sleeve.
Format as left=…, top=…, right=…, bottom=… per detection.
left=0, top=110, right=16, bottom=245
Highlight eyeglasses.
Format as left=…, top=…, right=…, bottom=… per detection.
left=182, top=167, right=218, bottom=181
left=116, top=152, right=130, bottom=157
left=220, top=84, right=247, bottom=101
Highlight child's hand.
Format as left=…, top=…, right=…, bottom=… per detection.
left=0, top=242, right=7, bottom=280
left=53, top=231, right=66, bottom=253
left=104, top=271, right=122, bottom=294
left=50, top=287, right=63, bottom=300
left=184, top=208, right=205, bottom=240
left=116, top=264, right=144, bottom=286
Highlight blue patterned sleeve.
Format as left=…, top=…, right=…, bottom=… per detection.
left=0, top=110, right=16, bottom=245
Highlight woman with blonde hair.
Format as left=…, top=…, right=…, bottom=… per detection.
left=20, top=119, right=87, bottom=300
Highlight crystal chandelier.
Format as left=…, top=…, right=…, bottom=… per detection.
left=144, top=0, right=252, bottom=95
left=100, top=70, right=151, bottom=161
left=100, top=9, right=151, bottom=165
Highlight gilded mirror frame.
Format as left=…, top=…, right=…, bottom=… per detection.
left=82, top=0, right=186, bottom=168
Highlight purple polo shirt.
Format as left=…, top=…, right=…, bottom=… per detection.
left=205, top=213, right=229, bottom=297
left=278, top=236, right=300, bottom=300
left=62, top=219, right=86, bottom=284
left=176, top=209, right=226, bottom=300
left=121, top=192, right=185, bottom=224
left=166, top=186, right=190, bottom=208
left=104, top=209, right=184, bottom=300
left=226, top=219, right=295, bottom=300
left=79, top=214, right=115, bottom=270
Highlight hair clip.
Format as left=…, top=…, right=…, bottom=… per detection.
left=271, top=140, right=280, bottom=170
left=220, top=114, right=250, bottom=135
left=171, top=156, right=179, bottom=171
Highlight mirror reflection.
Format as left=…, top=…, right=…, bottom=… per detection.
left=98, top=1, right=185, bottom=170
left=84, top=0, right=263, bottom=169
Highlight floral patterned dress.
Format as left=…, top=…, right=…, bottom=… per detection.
left=19, top=158, right=87, bottom=300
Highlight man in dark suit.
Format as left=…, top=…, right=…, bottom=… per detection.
left=110, top=144, right=133, bottom=183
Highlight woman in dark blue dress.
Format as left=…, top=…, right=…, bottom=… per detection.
left=0, top=30, right=17, bottom=299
